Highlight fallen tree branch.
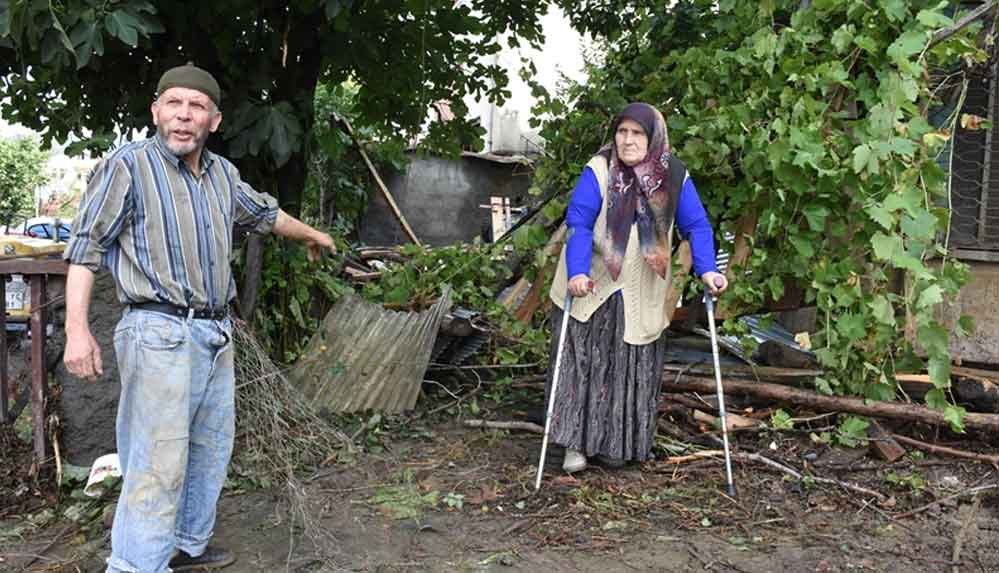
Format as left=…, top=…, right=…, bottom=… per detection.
left=333, top=114, right=422, bottom=246
left=890, top=434, right=999, bottom=465
left=928, top=1, right=997, bottom=49
left=664, top=376, right=999, bottom=432
left=664, top=449, right=888, bottom=502
left=893, top=483, right=999, bottom=520
left=463, top=419, right=544, bottom=434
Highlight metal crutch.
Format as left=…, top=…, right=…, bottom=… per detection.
left=534, top=291, right=574, bottom=491
left=704, top=277, right=737, bottom=497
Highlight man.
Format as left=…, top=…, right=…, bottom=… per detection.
left=62, top=63, right=335, bottom=573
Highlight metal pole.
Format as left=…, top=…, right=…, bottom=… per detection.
left=704, top=287, right=736, bottom=497
left=535, top=293, right=573, bottom=491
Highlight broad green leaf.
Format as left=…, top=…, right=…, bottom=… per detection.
left=789, top=235, right=814, bottom=258
left=265, top=102, right=304, bottom=167
left=888, top=137, right=916, bottom=157
left=107, top=10, right=140, bottom=47
left=924, top=387, right=948, bottom=409
left=870, top=295, right=895, bottom=325
left=871, top=232, right=903, bottom=261
left=802, top=204, right=829, bottom=231
left=928, top=356, right=951, bottom=388
left=831, top=25, right=853, bottom=53
left=956, top=315, right=975, bottom=337
left=916, top=284, right=943, bottom=309
left=887, top=30, right=928, bottom=64
left=866, top=203, right=895, bottom=230
left=943, top=404, right=966, bottom=433
left=854, top=35, right=878, bottom=53
left=916, top=8, right=953, bottom=29
left=49, top=11, right=75, bottom=54
left=70, top=21, right=99, bottom=69
left=852, top=143, right=878, bottom=175
left=836, top=312, right=866, bottom=342
left=879, top=0, right=908, bottom=22
left=901, top=210, right=937, bottom=241
left=917, top=322, right=949, bottom=357
left=767, top=275, right=784, bottom=301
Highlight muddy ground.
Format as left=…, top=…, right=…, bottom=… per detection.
left=2, top=385, right=999, bottom=573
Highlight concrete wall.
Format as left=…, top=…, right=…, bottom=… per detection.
left=359, top=153, right=533, bottom=246
left=939, top=260, right=999, bottom=365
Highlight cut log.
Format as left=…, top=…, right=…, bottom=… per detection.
left=866, top=421, right=906, bottom=463
left=896, top=371, right=999, bottom=413
left=663, top=375, right=999, bottom=433
left=667, top=365, right=999, bottom=414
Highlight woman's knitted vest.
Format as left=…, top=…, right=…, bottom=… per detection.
left=549, top=155, right=679, bottom=346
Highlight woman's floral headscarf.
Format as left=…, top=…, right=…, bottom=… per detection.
left=600, top=102, right=680, bottom=280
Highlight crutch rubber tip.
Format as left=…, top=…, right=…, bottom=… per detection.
left=726, top=484, right=737, bottom=497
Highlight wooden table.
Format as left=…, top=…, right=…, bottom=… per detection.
left=1, top=257, right=68, bottom=464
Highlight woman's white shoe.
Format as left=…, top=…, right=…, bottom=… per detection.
left=562, top=448, right=588, bottom=473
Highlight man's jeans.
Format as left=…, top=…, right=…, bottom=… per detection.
left=106, top=309, right=234, bottom=573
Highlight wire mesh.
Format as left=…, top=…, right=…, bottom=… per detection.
left=946, top=56, right=999, bottom=255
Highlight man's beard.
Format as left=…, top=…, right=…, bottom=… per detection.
left=158, top=125, right=206, bottom=157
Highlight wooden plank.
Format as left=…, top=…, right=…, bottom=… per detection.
left=30, top=275, right=47, bottom=463
left=0, top=259, right=68, bottom=275
left=0, top=278, right=6, bottom=423
left=334, top=114, right=422, bottom=246
left=867, top=421, right=906, bottom=462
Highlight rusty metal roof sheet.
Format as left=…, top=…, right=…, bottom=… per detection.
left=290, top=288, right=453, bottom=412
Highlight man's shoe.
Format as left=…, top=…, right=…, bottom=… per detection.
left=563, top=448, right=588, bottom=473
left=168, top=546, right=236, bottom=571
left=594, top=455, right=626, bottom=468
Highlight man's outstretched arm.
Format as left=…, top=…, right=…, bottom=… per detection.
left=272, top=209, right=336, bottom=262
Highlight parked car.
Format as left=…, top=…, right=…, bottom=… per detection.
left=25, top=217, right=73, bottom=242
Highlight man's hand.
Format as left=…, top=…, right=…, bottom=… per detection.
left=701, top=271, right=728, bottom=297
left=305, top=232, right=336, bottom=262
left=63, top=327, right=103, bottom=381
left=568, top=274, right=595, bottom=298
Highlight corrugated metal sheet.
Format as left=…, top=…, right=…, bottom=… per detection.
left=291, top=288, right=453, bottom=412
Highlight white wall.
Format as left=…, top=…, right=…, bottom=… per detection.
left=465, top=7, right=589, bottom=155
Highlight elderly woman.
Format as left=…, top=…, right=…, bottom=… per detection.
left=546, top=102, right=728, bottom=472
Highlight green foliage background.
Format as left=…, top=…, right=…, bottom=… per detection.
left=0, top=137, right=48, bottom=221
left=529, top=0, right=988, bottom=430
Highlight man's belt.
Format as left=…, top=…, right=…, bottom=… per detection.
left=130, top=301, right=228, bottom=320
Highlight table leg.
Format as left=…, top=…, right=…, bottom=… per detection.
left=30, top=274, right=47, bottom=463
left=1, top=277, right=7, bottom=424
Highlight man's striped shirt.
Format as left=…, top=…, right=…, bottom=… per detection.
left=64, top=135, right=278, bottom=311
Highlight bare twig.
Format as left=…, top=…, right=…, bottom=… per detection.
left=665, top=449, right=889, bottom=502
left=891, top=434, right=999, bottom=465
left=463, top=419, right=544, bottom=434
left=893, top=484, right=999, bottom=520
left=951, top=495, right=981, bottom=573
left=928, top=1, right=997, bottom=49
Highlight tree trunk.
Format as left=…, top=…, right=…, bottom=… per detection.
left=239, top=234, right=265, bottom=321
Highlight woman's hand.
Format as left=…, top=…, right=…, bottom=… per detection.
left=568, top=274, right=595, bottom=297
left=701, top=271, right=728, bottom=297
